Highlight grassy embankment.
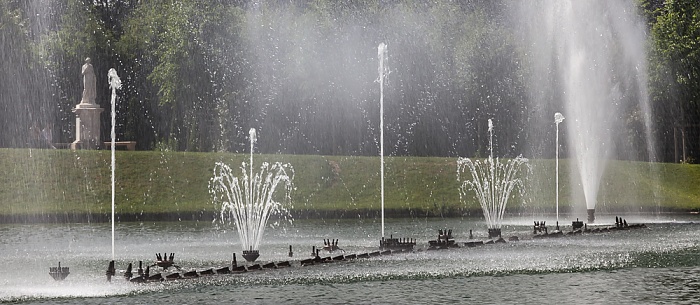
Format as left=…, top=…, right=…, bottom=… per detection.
left=0, top=148, right=699, bottom=222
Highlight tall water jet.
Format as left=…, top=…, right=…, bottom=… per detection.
left=378, top=42, right=387, bottom=238
left=554, top=112, right=564, bottom=222
left=210, top=128, right=294, bottom=262
left=457, top=120, right=529, bottom=238
left=517, top=1, right=654, bottom=222
left=108, top=68, right=121, bottom=260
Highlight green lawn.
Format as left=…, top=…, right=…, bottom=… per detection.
left=0, top=148, right=698, bottom=220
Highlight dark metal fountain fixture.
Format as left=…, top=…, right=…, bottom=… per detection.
left=615, top=216, right=629, bottom=228
left=137, top=260, right=144, bottom=276
left=152, top=252, right=178, bottom=269
left=380, top=235, right=416, bottom=251
left=124, top=262, right=133, bottom=280
left=106, top=260, right=115, bottom=282
left=242, top=247, right=260, bottom=262
left=587, top=208, right=595, bottom=223
left=488, top=228, right=502, bottom=239
left=428, top=229, right=458, bottom=249
left=533, top=221, right=548, bottom=234
left=323, top=239, right=343, bottom=252
left=49, top=262, right=70, bottom=281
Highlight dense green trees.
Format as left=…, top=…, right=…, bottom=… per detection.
left=0, top=0, right=698, bottom=163
left=647, top=0, right=700, bottom=162
left=0, top=1, right=36, bottom=147
left=117, top=1, right=229, bottom=151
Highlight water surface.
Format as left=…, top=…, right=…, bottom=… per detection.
left=1, top=216, right=698, bottom=304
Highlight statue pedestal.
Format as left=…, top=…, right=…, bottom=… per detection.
left=71, top=103, right=103, bottom=150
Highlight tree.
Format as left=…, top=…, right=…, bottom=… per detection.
left=0, top=0, right=41, bottom=147
left=118, top=1, right=230, bottom=151
left=650, top=0, right=700, bottom=162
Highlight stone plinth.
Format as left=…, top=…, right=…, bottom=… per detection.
left=71, top=103, right=103, bottom=150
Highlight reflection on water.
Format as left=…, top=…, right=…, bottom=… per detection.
left=1, top=216, right=698, bottom=303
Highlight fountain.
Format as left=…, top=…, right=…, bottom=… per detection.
left=49, top=262, right=70, bottom=281
left=108, top=68, right=121, bottom=260
left=378, top=42, right=387, bottom=239
left=518, top=1, right=655, bottom=221
left=457, top=119, right=529, bottom=239
left=554, top=112, right=564, bottom=222
left=0, top=2, right=692, bottom=303
left=210, top=128, right=294, bottom=262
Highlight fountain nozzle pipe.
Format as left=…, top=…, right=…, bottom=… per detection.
left=587, top=209, right=595, bottom=223
left=106, top=260, right=116, bottom=282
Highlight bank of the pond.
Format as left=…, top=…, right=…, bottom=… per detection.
left=0, top=148, right=699, bottom=223
left=0, top=208, right=696, bottom=224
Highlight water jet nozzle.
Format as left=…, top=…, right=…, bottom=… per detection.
left=106, top=260, right=115, bottom=282
left=587, top=209, right=595, bottom=223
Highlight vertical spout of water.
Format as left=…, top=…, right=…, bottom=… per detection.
left=249, top=127, right=256, bottom=207
left=108, top=68, right=121, bottom=261
left=488, top=119, right=495, bottom=227
left=555, top=113, right=565, bottom=222
left=519, top=1, right=653, bottom=214
left=378, top=43, right=387, bottom=238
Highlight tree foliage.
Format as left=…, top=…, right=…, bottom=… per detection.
left=0, top=0, right=698, bottom=162
left=648, top=0, right=700, bottom=161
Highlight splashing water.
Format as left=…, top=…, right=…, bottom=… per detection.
left=518, top=1, right=653, bottom=212
left=210, top=128, right=294, bottom=252
left=457, top=119, right=529, bottom=229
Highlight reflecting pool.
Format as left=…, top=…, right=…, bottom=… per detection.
left=1, top=216, right=698, bottom=304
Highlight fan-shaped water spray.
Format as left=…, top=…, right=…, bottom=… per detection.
left=210, top=128, right=294, bottom=262
left=457, top=119, right=529, bottom=238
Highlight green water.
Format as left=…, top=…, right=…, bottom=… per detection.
left=1, top=216, right=698, bottom=304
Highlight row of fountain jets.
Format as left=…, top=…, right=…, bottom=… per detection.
left=99, top=43, right=597, bottom=268
left=207, top=44, right=573, bottom=262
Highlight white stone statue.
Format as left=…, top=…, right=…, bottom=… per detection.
left=72, top=57, right=103, bottom=150
left=81, top=57, right=96, bottom=104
